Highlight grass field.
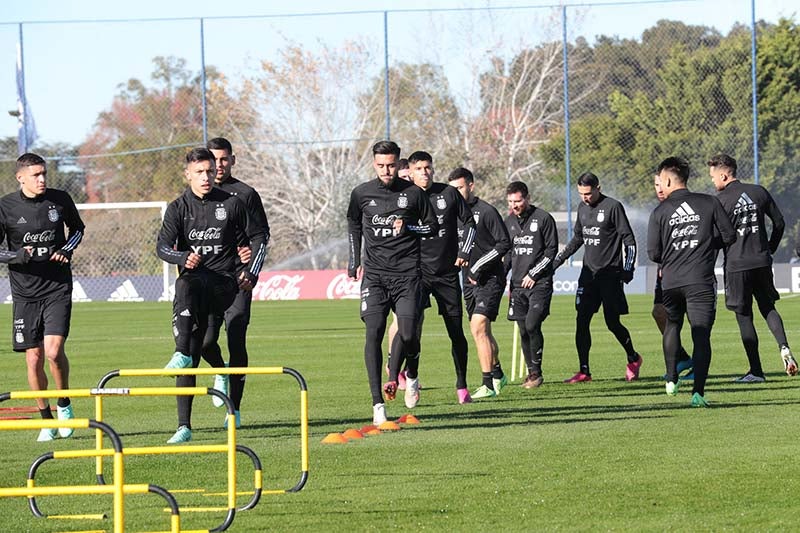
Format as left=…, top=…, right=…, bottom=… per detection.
left=0, top=294, right=798, bottom=532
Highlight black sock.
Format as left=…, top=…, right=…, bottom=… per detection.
left=491, top=363, right=504, bottom=379
left=580, top=364, right=591, bottom=375
left=57, top=397, right=70, bottom=408
left=482, top=372, right=494, bottom=389
left=40, top=406, right=54, bottom=419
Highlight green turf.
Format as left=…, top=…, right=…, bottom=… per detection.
left=0, top=294, right=798, bottom=531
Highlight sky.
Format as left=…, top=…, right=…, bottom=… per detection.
left=0, top=0, right=795, bottom=148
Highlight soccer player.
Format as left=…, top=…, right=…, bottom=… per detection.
left=553, top=172, right=641, bottom=382
left=648, top=156, right=736, bottom=406
left=447, top=167, right=511, bottom=399
left=708, top=153, right=798, bottom=380
left=0, top=153, right=85, bottom=442
left=199, top=137, right=270, bottom=428
left=653, top=174, right=694, bottom=380
left=157, top=147, right=266, bottom=443
left=405, top=151, right=476, bottom=405
left=504, top=181, right=558, bottom=389
left=346, top=141, right=438, bottom=425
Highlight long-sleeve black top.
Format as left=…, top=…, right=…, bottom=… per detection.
left=504, top=205, right=558, bottom=287
left=420, top=182, right=475, bottom=277
left=464, top=196, right=511, bottom=279
left=215, top=176, right=270, bottom=275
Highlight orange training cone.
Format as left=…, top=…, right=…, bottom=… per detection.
left=401, top=414, right=420, bottom=424
left=342, top=429, right=365, bottom=440
left=321, top=432, right=348, bottom=444
left=378, top=420, right=401, bottom=431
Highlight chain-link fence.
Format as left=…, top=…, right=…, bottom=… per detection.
left=1, top=2, right=797, bottom=274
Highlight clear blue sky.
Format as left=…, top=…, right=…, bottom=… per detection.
left=0, top=0, right=794, bottom=147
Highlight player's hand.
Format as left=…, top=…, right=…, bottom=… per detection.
left=348, top=265, right=363, bottom=282
left=392, top=218, right=405, bottom=236
left=620, top=269, right=634, bottom=284
left=184, top=252, right=202, bottom=269
left=238, top=271, right=256, bottom=291
left=521, top=275, right=536, bottom=289
left=455, top=257, right=468, bottom=268
left=50, top=251, right=70, bottom=264
left=237, top=246, right=252, bottom=263
left=467, top=275, right=477, bottom=285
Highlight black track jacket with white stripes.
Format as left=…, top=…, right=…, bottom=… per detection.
left=0, top=189, right=85, bottom=301
left=465, top=197, right=511, bottom=280
left=716, top=180, right=783, bottom=273
left=347, top=177, right=438, bottom=277
left=504, top=205, right=558, bottom=288
left=157, top=188, right=266, bottom=282
left=215, top=176, right=271, bottom=275
left=554, top=194, right=636, bottom=275
left=647, top=188, right=736, bottom=291
left=419, top=182, right=475, bottom=277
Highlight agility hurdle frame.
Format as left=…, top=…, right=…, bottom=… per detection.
left=0, top=415, right=182, bottom=533
left=96, top=366, right=309, bottom=494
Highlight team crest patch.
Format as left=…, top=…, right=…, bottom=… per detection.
left=530, top=220, right=538, bottom=232
left=436, top=197, right=447, bottom=210
left=597, top=210, right=605, bottom=222
left=215, top=207, right=227, bottom=221
left=473, top=214, right=480, bottom=223
left=48, top=209, right=59, bottom=222
left=397, top=195, right=408, bottom=209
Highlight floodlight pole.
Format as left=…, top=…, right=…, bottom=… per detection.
left=562, top=7, right=573, bottom=244
left=200, top=17, right=208, bottom=145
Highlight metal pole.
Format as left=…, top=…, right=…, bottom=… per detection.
left=562, top=7, right=573, bottom=242
left=750, top=0, right=759, bottom=184
left=200, top=18, right=208, bottom=145
left=17, top=23, right=28, bottom=155
left=383, top=11, right=391, bottom=140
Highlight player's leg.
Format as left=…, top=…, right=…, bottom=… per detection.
left=752, top=267, right=796, bottom=376
left=360, top=273, right=391, bottom=423
left=600, top=276, right=641, bottom=377
left=522, top=283, right=551, bottom=387
left=434, top=274, right=469, bottom=395
left=726, top=269, right=764, bottom=381
left=662, top=287, right=687, bottom=388
left=167, top=273, right=204, bottom=369
left=685, top=284, right=716, bottom=404
left=225, top=289, right=252, bottom=416
left=42, top=332, right=74, bottom=438
left=470, top=313, right=497, bottom=397
left=567, top=271, right=599, bottom=382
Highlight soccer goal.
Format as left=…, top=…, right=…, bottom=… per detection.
left=70, top=201, right=173, bottom=302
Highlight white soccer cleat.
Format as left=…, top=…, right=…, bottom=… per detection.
left=372, top=403, right=387, bottom=426
left=212, top=374, right=229, bottom=408
left=56, top=404, right=75, bottom=438
left=781, top=346, right=798, bottom=377
left=404, top=377, right=420, bottom=409
left=37, top=428, right=57, bottom=442
left=665, top=381, right=679, bottom=396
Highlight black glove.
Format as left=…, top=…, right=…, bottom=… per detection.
left=620, top=269, right=634, bottom=284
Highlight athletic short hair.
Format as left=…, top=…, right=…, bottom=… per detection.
left=707, top=154, right=737, bottom=177
left=506, top=181, right=529, bottom=197
left=408, top=151, right=433, bottom=165
left=186, top=147, right=214, bottom=165
left=207, top=137, right=233, bottom=153
left=577, top=172, right=599, bottom=188
left=657, top=156, right=690, bottom=183
left=447, top=167, right=474, bottom=184
left=372, top=140, right=401, bottom=158
left=397, top=158, right=409, bottom=171
left=16, top=152, right=46, bottom=171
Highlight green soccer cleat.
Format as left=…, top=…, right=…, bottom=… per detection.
left=56, top=404, right=75, bottom=438
left=212, top=373, right=229, bottom=408
left=223, top=410, right=241, bottom=429
left=690, top=393, right=709, bottom=408
left=665, top=381, right=679, bottom=396
left=165, top=352, right=192, bottom=369
left=37, top=428, right=57, bottom=442
left=492, top=374, right=508, bottom=395
left=471, top=385, right=497, bottom=399
left=167, top=425, right=192, bottom=444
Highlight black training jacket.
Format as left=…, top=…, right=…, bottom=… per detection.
left=504, top=205, right=558, bottom=288
left=215, top=176, right=270, bottom=274
left=463, top=196, right=511, bottom=279
left=419, top=182, right=475, bottom=277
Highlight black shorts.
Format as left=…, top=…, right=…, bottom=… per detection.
left=419, top=272, right=463, bottom=317
left=653, top=275, right=664, bottom=306
left=576, top=268, right=629, bottom=316
left=173, top=271, right=237, bottom=329
left=724, top=266, right=780, bottom=314
left=508, top=280, right=553, bottom=322
left=360, top=272, right=420, bottom=319
left=463, top=272, right=504, bottom=321
left=12, top=289, right=72, bottom=352
left=663, top=283, right=717, bottom=329
left=224, top=286, right=253, bottom=327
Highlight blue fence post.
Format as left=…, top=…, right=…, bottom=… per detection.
left=750, top=0, right=759, bottom=184
left=562, top=6, right=573, bottom=245
left=200, top=17, right=208, bottom=145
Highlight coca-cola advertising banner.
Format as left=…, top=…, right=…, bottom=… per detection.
left=252, top=270, right=360, bottom=301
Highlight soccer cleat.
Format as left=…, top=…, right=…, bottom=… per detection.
left=471, top=385, right=497, bottom=399
left=665, top=381, right=679, bottom=396
left=781, top=346, right=798, bottom=376
left=677, top=358, right=694, bottom=375
left=165, top=351, right=192, bottom=369
left=564, top=372, right=592, bottom=384
left=404, top=377, right=420, bottom=408
left=212, top=373, right=229, bottom=408
left=625, top=354, right=643, bottom=381
left=223, top=410, right=242, bottom=429
left=521, top=372, right=544, bottom=389
left=691, top=392, right=709, bottom=408
left=492, top=374, right=508, bottom=395
left=56, top=404, right=75, bottom=438
left=398, top=370, right=407, bottom=391
left=734, top=373, right=766, bottom=383
left=37, top=428, right=58, bottom=442
left=456, top=388, right=472, bottom=404
left=372, top=403, right=387, bottom=426
left=383, top=381, right=397, bottom=401
left=167, top=425, right=192, bottom=444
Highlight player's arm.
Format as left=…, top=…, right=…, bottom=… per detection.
left=156, top=202, right=192, bottom=267
left=529, top=214, right=558, bottom=282
left=764, top=191, right=785, bottom=253
left=469, top=208, right=510, bottom=279
left=455, top=190, right=476, bottom=265
left=613, top=203, right=637, bottom=282
left=647, top=210, right=663, bottom=264
left=237, top=199, right=267, bottom=290
left=552, top=216, right=583, bottom=270
left=0, top=217, right=30, bottom=264
left=346, top=189, right=363, bottom=280
left=51, top=193, right=86, bottom=264
left=712, top=197, right=737, bottom=249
